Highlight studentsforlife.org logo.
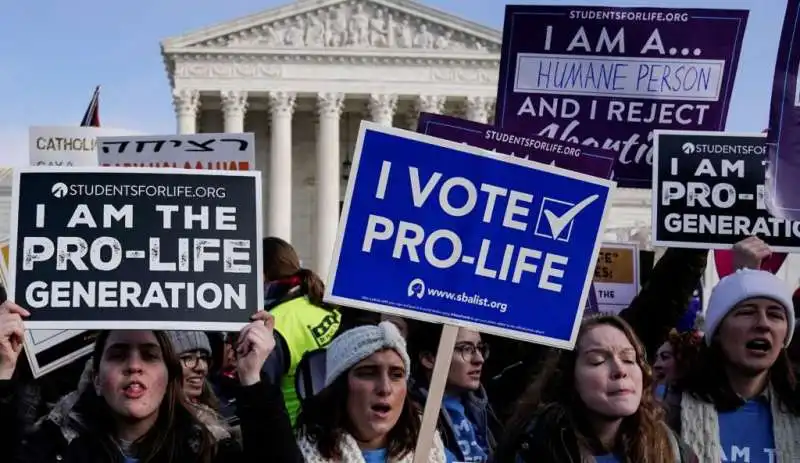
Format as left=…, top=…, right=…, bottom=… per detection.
left=51, top=182, right=69, bottom=198
left=682, top=142, right=696, bottom=154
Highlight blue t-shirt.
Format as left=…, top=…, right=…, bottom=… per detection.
left=595, top=455, right=622, bottom=463
left=442, top=396, right=488, bottom=462
left=362, top=448, right=388, bottom=463
left=718, top=398, right=776, bottom=462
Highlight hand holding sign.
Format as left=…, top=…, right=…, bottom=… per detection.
left=236, top=311, right=276, bottom=386
left=732, top=236, right=772, bottom=271
left=0, top=300, right=30, bottom=379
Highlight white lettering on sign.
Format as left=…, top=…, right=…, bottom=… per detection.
left=363, top=161, right=575, bottom=292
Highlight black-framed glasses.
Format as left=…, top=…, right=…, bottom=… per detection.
left=180, top=352, right=211, bottom=369
left=454, top=342, right=490, bottom=361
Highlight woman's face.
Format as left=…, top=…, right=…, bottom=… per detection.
left=574, top=324, right=643, bottom=419
left=346, top=349, right=407, bottom=447
left=179, top=350, right=210, bottom=400
left=717, top=297, right=788, bottom=374
left=94, top=331, right=169, bottom=424
left=448, top=329, right=485, bottom=392
left=653, top=341, right=675, bottom=383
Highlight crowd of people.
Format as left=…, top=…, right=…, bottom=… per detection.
left=0, top=235, right=798, bottom=462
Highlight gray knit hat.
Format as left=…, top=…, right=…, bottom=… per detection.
left=324, top=321, right=410, bottom=387
left=166, top=331, right=212, bottom=356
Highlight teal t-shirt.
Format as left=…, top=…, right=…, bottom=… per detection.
left=362, top=448, right=388, bottom=463
left=595, top=454, right=621, bottom=463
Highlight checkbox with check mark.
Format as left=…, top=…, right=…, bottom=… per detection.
left=534, top=195, right=600, bottom=242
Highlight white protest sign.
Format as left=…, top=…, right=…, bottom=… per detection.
left=29, top=126, right=141, bottom=166
left=97, top=133, right=255, bottom=170
left=592, top=242, right=640, bottom=314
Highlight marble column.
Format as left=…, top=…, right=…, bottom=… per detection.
left=368, top=93, right=398, bottom=126
left=408, top=94, right=446, bottom=129
left=221, top=90, right=248, bottom=133
left=315, top=92, right=345, bottom=279
left=172, top=88, right=200, bottom=134
left=465, top=96, right=495, bottom=124
left=267, top=91, right=296, bottom=242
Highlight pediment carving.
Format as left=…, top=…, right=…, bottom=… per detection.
left=188, top=0, right=498, bottom=53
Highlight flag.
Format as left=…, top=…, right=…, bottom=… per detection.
left=80, top=85, right=101, bottom=127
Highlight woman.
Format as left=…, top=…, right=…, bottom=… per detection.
left=409, top=323, right=501, bottom=462
left=0, top=299, right=302, bottom=462
left=494, top=314, right=696, bottom=462
left=296, top=321, right=448, bottom=462
left=260, top=236, right=342, bottom=423
left=652, top=329, right=702, bottom=400
left=665, top=269, right=800, bottom=461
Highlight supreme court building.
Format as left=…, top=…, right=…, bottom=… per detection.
left=160, top=0, right=654, bottom=278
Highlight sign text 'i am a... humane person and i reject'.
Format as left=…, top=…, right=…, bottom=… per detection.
left=495, top=6, right=748, bottom=187
left=12, top=169, right=260, bottom=328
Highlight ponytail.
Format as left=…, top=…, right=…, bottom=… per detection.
left=297, top=268, right=328, bottom=308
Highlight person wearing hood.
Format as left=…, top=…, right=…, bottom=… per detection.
left=408, top=323, right=501, bottom=462
left=296, top=321, right=449, bottom=462
left=665, top=269, right=800, bottom=461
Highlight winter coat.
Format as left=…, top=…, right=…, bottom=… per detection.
left=0, top=376, right=302, bottom=463
left=409, top=380, right=502, bottom=461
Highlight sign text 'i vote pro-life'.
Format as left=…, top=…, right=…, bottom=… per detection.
left=495, top=6, right=748, bottom=188
left=8, top=167, right=263, bottom=331
left=326, top=123, right=614, bottom=349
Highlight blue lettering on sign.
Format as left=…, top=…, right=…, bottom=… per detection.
left=325, top=123, right=614, bottom=348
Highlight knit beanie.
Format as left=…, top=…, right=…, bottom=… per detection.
left=324, top=321, right=410, bottom=387
left=704, top=269, right=796, bottom=346
left=166, top=331, right=212, bottom=356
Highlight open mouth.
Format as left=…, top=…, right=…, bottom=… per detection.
left=186, top=377, right=204, bottom=386
left=123, top=381, right=147, bottom=399
left=745, top=338, right=772, bottom=353
left=370, top=403, right=392, bottom=416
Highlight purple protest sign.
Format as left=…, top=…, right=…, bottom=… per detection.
left=495, top=6, right=748, bottom=189
left=766, top=1, right=800, bottom=221
left=417, top=112, right=616, bottom=179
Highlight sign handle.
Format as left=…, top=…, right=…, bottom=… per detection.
left=412, top=324, right=458, bottom=463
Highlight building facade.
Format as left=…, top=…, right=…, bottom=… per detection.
left=160, top=0, right=653, bottom=276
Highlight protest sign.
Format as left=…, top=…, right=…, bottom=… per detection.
left=98, top=133, right=255, bottom=170
left=766, top=1, right=800, bottom=221
left=593, top=242, right=640, bottom=313
left=652, top=130, right=800, bottom=252
left=29, top=127, right=140, bottom=166
left=8, top=167, right=263, bottom=331
left=326, top=121, right=614, bottom=349
left=495, top=6, right=748, bottom=189
left=416, top=112, right=616, bottom=179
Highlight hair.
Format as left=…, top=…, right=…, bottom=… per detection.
left=676, top=331, right=799, bottom=414
left=495, top=315, right=674, bottom=463
left=661, top=329, right=704, bottom=384
left=407, top=321, right=442, bottom=383
left=296, top=349, right=421, bottom=460
left=76, top=330, right=218, bottom=463
left=262, top=236, right=328, bottom=307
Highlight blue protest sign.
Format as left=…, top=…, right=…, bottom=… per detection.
left=326, top=122, right=615, bottom=349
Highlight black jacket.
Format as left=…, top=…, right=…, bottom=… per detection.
left=0, top=378, right=302, bottom=463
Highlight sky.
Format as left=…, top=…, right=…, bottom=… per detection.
left=0, top=0, right=789, bottom=166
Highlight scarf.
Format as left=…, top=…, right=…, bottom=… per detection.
left=297, top=431, right=447, bottom=463
left=680, top=385, right=800, bottom=462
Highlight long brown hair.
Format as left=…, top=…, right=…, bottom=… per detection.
left=263, top=236, right=327, bottom=307
left=78, top=330, right=217, bottom=463
left=497, top=315, right=674, bottom=463
left=296, top=353, right=421, bottom=460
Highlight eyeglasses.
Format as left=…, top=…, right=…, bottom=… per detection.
left=179, top=352, right=211, bottom=369
left=454, top=343, right=489, bottom=361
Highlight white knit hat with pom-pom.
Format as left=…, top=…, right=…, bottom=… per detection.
left=324, top=321, right=410, bottom=387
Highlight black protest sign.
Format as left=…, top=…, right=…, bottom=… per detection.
left=652, top=131, right=800, bottom=251
left=9, top=167, right=263, bottom=331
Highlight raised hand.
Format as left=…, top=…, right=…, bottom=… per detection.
left=235, top=311, right=276, bottom=386
left=0, top=300, right=29, bottom=380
